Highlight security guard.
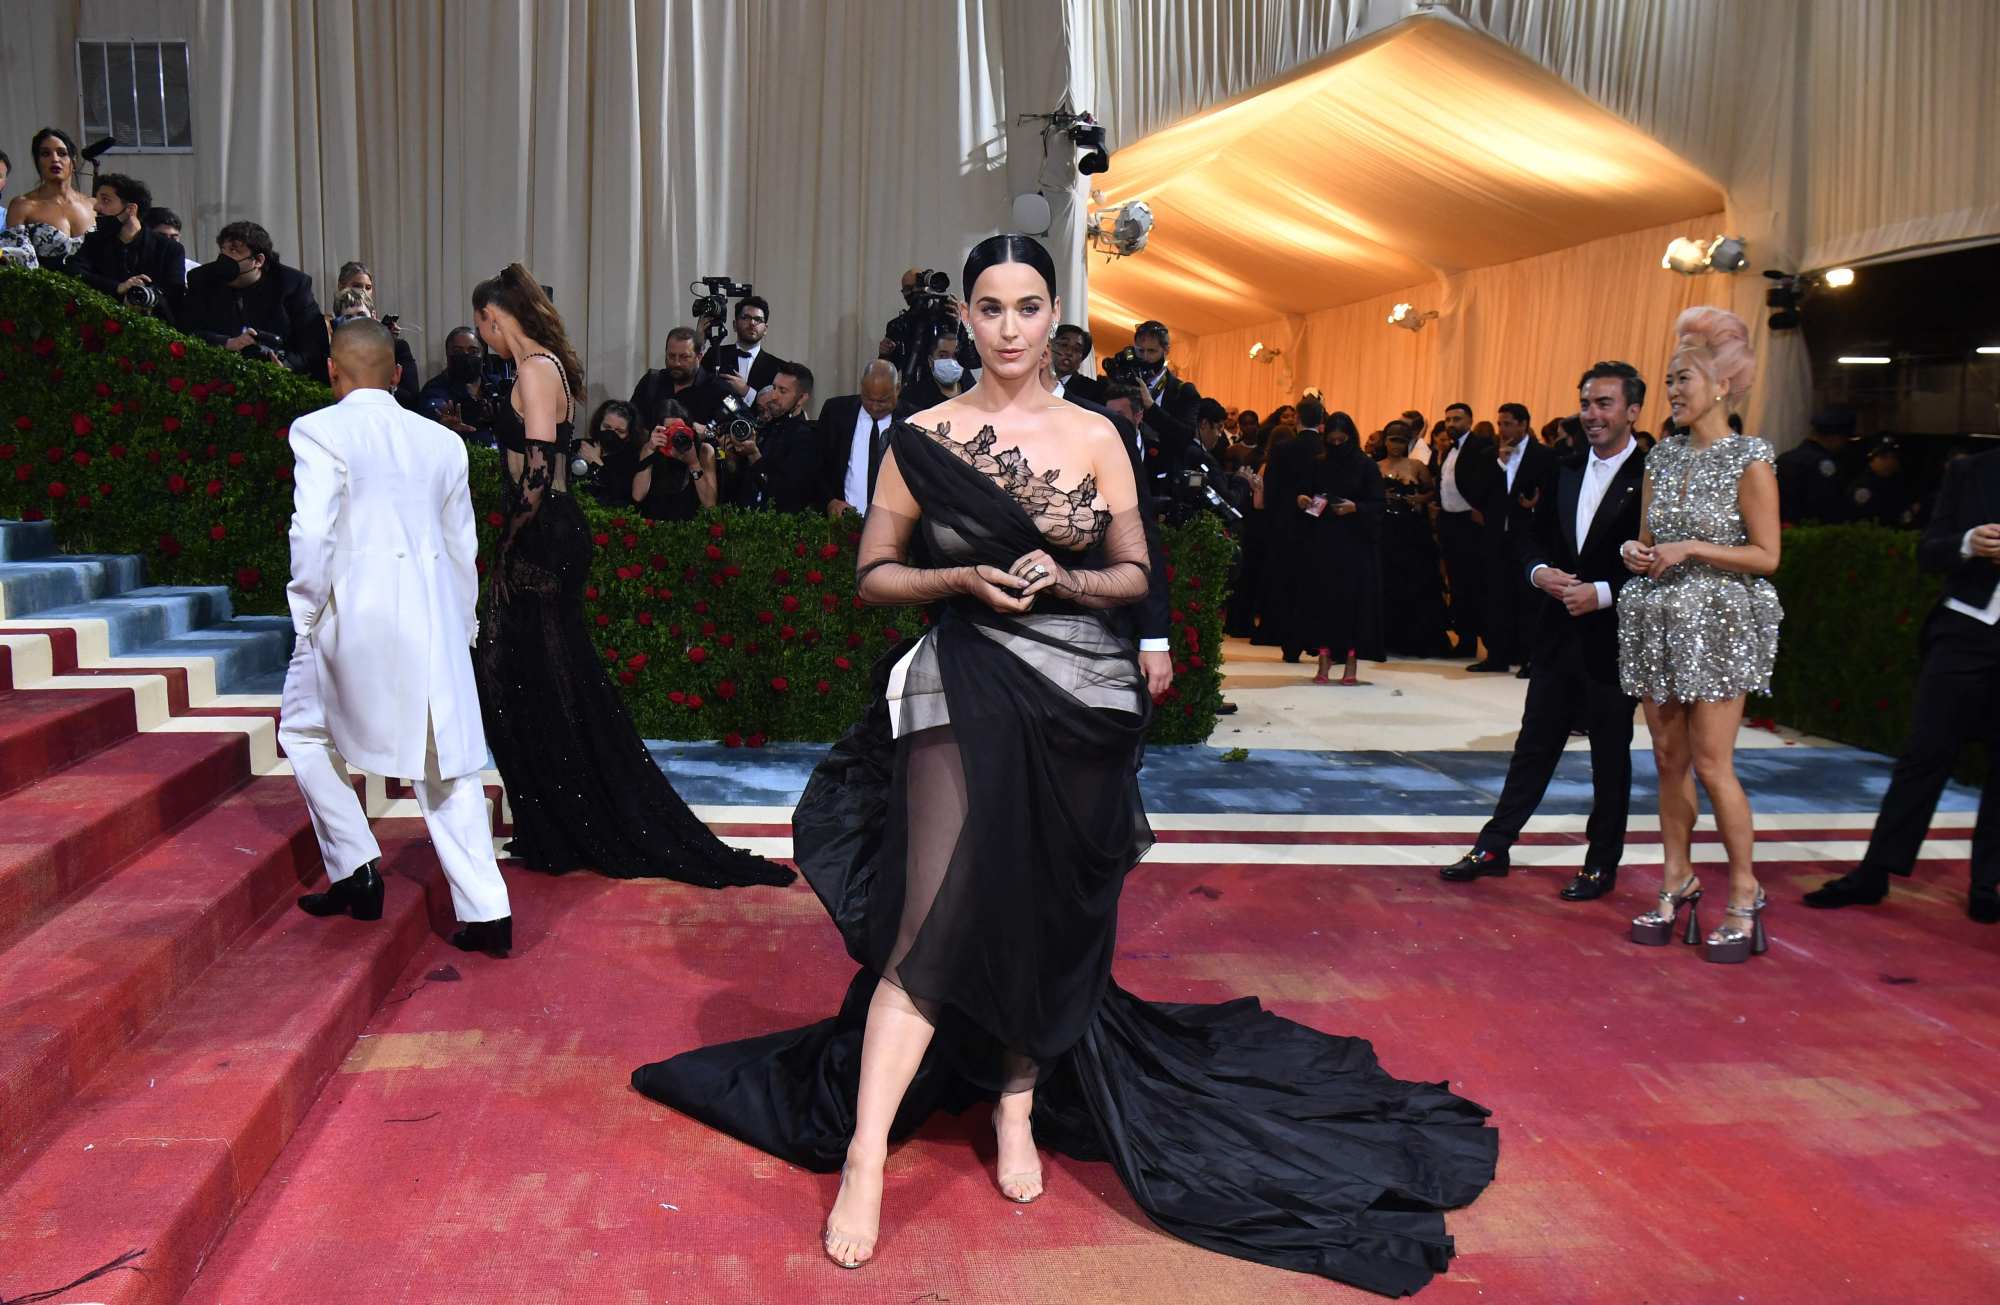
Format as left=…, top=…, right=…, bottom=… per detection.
left=1777, top=406, right=1862, bottom=524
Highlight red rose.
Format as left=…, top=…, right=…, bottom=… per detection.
left=0, top=443, right=13, bottom=460
left=708, top=522, right=725, bottom=539
left=705, top=543, right=723, bottom=561
left=834, top=656, right=852, bottom=671
left=718, top=633, right=735, bottom=649
left=1186, top=600, right=1203, bottom=613
left=46, top=481, right=67, bottom=499
left=205, top=478, right=223, bottom=497
left=793, top=542, right=808, bottom=557
left=611, top=517, right=628, bottom=529
left=781, top=594, right=800, bottom=612
left=167, top=473, right=188, bottom=495
left=108, top=443, right=125, bottom=459
left=97, top=483, right=112, bottom=497
left=819, top=543, right=840, bottom=559
left=228, top=452, right=245, bottom=467
left=622, top=533, right=638, bottom=549
left=235, top=402, right=253, bottom=417
left=668, top=690, right=687, bottom=704
left=32, top=337, right=55, bottom=357
left=806, top=569, right=823, bottom=584
left=816, top=679, right=831, bottom=695
left=95, top=382, right=112, bottom=398
left=0, top=319, right=12, bottom=334
left=770, top=676, right=789, bottom=693
left=637, top=611, right=654, bottom=627
left=72, top=450, right=90, bottom=467
left=1189, top=654, right=1205, bottom=669
left=235, top=567, right=261, bottom=590
left=191, top=382, right=210, bottom=402
left=14, top=464, right=32, bottom=483
left=851, top=595, right=865, bottom=610
left=820, top=593, right=837, bottom=613
left=73, top=493, right=91, bottom=509
left=46, top=446, right=65, bottom=464
left=169, top=340, right=186, bottom=358
left=275, top=465, right=292, bottom=482
left=779, top=625, right=796, bottom=640
left=773, top=568, right=792, bottom=584
left=167, top=376, right=187, bottom=393
left=688, top=646, right=709, bottom=664
left=11, top=416, right=29, bottom=431
left=686, top=693, right=704, bottom=709
left=626, top=653, right=649, bottom=670
left=102, top=319, right=121, bottom=335
left=883, top=627, right=903, bottom=643
left=745, top=733, right=766, bottom=749
left=700, top=621, right=717, bottom=636
left=847, top=633, right=864, bottom=649
left=757, top=610, right=775, bottom=625
left=162, top=416, right=181, bottom=432
left=20, top=508, right=43, bottom=520
left=595, top=613, right=610, bottom=627
left=1187, top=575, right=1202, bottom=589
left=619, top=670, right=636, bottom=686
left=722, top=563, right=740, bottom=578
left=717, top=680, right=738, bottom=700
left=593, top=533, right=610, bottom=547
left=693, top=600, right=709, bottom=614
left=803, top=628, right=821, bottom=644
left=488, top=512, right=505, bottom=528
left=71, top=414, right=91, bottom=437
left=1169, top=609, right=1184, bottom=623
left=210, top=525, right=227, bottom=541
left=584, top=585, right=600, bottom=601
left=650, top=555, right=668, bottom=572
left=724, top=732, right=743, bottom=748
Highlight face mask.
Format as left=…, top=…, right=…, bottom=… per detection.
left=95, top=212, right=121, bottom=233
left=219, top=253, right=257, bottom=278
left=931, top=358, right=964, bottom=386
left=447, top=353, right=481, bottom=384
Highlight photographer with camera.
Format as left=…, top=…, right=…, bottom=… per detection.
left=901, top=330, right=972, bottom=411
left=879, top=266, right=973, bottom=385
left=631, top=325, right=728, bottom=432
left=75, top=172, right=186, bottom=322
left=420, top=327, right=499, bottom=447
left=183, top=220, right=326, bottom=372
left=698, top=293, right=786, bottom=398
left=627, top=398, right=720, bottom=521
left=1105, top=321, right=1202, bottom=487
left=723, top=361, right=822, bottom=513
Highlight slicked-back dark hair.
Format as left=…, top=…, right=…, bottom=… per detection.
left=1578, top=360, right=1645, bottom=408
left=962, top=233, right=1058, bottom=302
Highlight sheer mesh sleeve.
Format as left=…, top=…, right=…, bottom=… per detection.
left=854, top=502, right=971, bottom=606
left=501, top=441, right=556, bottom=556
left=1052, top=506, right=1150, bottom=609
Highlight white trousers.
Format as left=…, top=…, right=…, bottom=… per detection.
left=279, top=640, right=511, bottom=923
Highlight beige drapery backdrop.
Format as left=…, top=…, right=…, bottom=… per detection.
left=1175, top=213, right=1732, bottom=437
left=1, top=0, right=1083, bottom=409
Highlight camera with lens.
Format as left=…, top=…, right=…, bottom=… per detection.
left=714, top=391, right=764, bottom=446
left=690, top=275, right=753, bottom=349
left=1167, top=464, right=1244, bottom=530
left=122, top=281, right=162, bottom=314
left=907, top=268, right=955, bottom=322
left=240, top=328, right=287, bottom=366
left=1102, top=345, right=1145, bottom=385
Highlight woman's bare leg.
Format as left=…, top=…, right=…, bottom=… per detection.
left=1689, top=695, right=1758, bottom=913
left=823, top=979, right=935, bottom=1266
left=1646, top=699, right=1699, bottom=897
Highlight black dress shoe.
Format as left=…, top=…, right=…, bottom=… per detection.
left=1466, top=660, right=1511, bottom=673
left=1439, top=850, right=1509, bottom=882
left=1560, top=865, right=1618, bottom=901
left=1515, top=663, right=1533, bottom=680
left=297, top=861, right=384, bottom=921
left=1281, top=649, right=1302, bottom=664
left=1215, top=701, right=1238, bottom=716
left=1970, top=888, right=2000, bottom=924
left=451, top=915, right=513, bottom=957
left=1802, top=868, right=1889, bottom=909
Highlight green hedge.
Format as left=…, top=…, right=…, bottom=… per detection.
left=0, top=265, right=1230, bottom=744
left=1766, top=522, right=1984, bottom=782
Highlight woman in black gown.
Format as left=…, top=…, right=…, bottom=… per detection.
left=1283, top=410, right=1386, bottom=683
left=1378, top=421, right=1453, bottom=657
left=469, top=265, right=790, bottom=888
left=631, top=238, right=1494, bottom=1295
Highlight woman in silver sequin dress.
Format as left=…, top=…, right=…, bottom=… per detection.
left=1618, top=307, right=1783, bottom=963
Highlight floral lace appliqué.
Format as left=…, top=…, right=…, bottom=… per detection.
left=916, top=421, right=1111, bottom=550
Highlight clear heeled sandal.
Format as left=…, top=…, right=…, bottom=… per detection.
left=1631, top=874, right=1702, bottom=946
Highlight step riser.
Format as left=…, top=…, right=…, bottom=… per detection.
left=0, top=838, right=446, bottom=1305
left=0, top=689, right=137, bottom=798
left=0, top=555, right=148, bottom=620
left=0, top=812, right=322, bottom=1156
left=0, top=735, right=252, bottom=945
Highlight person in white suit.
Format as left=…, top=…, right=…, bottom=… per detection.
left=282, top=317, right=514, bottom=956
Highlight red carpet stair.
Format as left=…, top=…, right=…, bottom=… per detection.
left=0, top=520, right=466, bottom=1305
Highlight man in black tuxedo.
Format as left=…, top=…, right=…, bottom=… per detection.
left=1462, top=402, right=1558, bottom=674
left=725, top=361, right=822, bottom=513
left=1436, top=402, right=1493, bottom=658
left=1440, top=363, right=1649, bottom=901
left=700, top=295, right=786, bottom=399
left=1053, top=353, right=1174, bottom=704
left=818, top=360, right=903, bottom=517
left=1052, top=324, right=1104, bottom=405
left=1806, top=448, right=2000, bottom=923
left=1125, top=320, right=1200, bottom=494
left=632, top=325, right=729, bottom=431
left=183, top=220, right=326, bottom=373
left=74, top=172, right=186, bottom=322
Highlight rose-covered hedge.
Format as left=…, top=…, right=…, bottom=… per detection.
left=2, top=265, right=1233, bottom=744
left=1765, top=522, right=1984, bottom=783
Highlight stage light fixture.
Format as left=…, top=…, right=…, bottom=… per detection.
left=1823, top=266, right=1856, bottom=288
left=1837, top=355, right=1891, bottom=365
left=1664, top=235, right=1749, bottom=275
left=1070, top=122, right=1110, bottom=175
left=1248, top=341, right=1281, bottom=363
left=1387, top=302, right=1437, bottom=332
left=1978, top=346, right=2000, bottom=355
left=1087, top=200, right=1153, bottom=259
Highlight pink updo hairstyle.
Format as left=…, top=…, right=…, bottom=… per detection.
left=1670, top=306, right=1756, bottom=403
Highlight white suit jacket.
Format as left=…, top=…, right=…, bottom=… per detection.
left=286, top=387, right=486, bottom=780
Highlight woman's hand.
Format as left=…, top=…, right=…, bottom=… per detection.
left=1645, top=540, right=1696, bottom=579
left=1621, top=540, right=1655, bottom=575
left=1009, top=549, right=1069, bottom=601
left=965, top=564, right=1035, bottom=614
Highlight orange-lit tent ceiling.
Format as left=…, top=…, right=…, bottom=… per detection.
left=1085, top=17, right=1727, bottom=345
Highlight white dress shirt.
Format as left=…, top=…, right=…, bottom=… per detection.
left=1438, top=434, right=1472, bottom=514
left=1946, top=530, right=2000, bottom=626
left=1500, top=439, right=1527, bottom=491
left=845, top=407, right=888, bottom=514
left=729, top=341, right=761, bottom=378
left=1528, top=438, right=1637, bottom=611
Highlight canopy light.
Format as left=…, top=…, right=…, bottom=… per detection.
left=1664, top=235, right=1748, bottom=275
left=1387, top=302, right=1438, bottom=332
left=1248, top=341, right=1281, bottom=363
left=1977, top=346, right=2000, bottom=355
left=1823, top=266, right=1856, bottom=288
left=1837, top=355, right=1891, bottom=365
left=1086, top=200, right=1153, bottom=259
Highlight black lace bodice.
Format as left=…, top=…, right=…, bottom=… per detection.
left=493, top=353, right=578, bottom=555
left=916, top=420, right=1112, bottom=552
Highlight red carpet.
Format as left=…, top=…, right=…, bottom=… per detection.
left=174, top=844, right=2000, bottom=1304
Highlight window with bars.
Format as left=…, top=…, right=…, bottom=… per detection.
left=76, top=40, right=194, bottom=153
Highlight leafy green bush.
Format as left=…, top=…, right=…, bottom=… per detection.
left=2, top=266, right=1231, bottom=744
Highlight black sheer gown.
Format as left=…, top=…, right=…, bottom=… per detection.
left=1381, top=468, right=1453, bottom=657
left=475, top=353, right=792, bottom=887
left=1287, top=439, right=1387, bottom=661
left=633, top=419, right=1496, bottom=1296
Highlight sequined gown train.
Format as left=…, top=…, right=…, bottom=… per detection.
left=475, top=353, right=791, bottom=887
left=1618, top=432, right=1783, bottom=702
left=633, top=420, right=1497, bottom=1296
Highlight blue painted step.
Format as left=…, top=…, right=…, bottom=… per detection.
left=0, top=554, right=149, bottom=620
left=0, top=520, right=56, bottom=562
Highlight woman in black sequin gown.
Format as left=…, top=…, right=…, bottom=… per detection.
left=631, top=238, right=1495, bottom=1295
left=468, top=265, right=790, bottom=888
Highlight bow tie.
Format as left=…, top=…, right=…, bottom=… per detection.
left=736, top=348, right=754, bottom=359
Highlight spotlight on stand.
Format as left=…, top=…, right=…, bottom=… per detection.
left=1021, top=107, right=1113, bottom=177
left=1663, top=234, right=1748, bottom=275
left=1761, top=264, right=1851, bottom=332
left=1387, top=302, right=1437, bottom=332
left=1248, top=341, right=1281, bottom=363
left=1087, top=200, right=1153, bottom=259
left=1823, top=266, right=1856, bottom=288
